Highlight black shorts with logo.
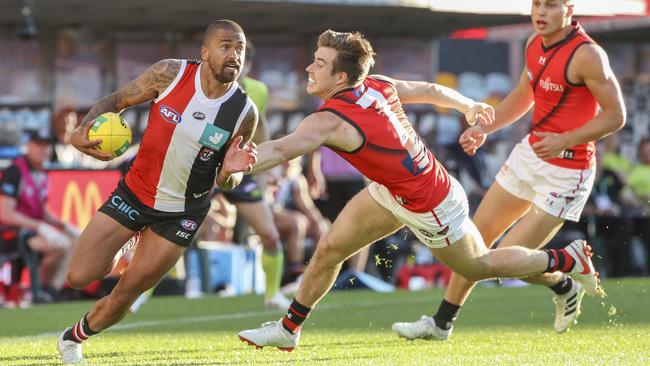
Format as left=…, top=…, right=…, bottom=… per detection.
left=220, top=174, right=263, bottom=203
left=98, top=180, right=209, bottom=247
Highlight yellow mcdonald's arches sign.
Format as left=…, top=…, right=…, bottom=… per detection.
left=61, top=181, right=103, bottom=229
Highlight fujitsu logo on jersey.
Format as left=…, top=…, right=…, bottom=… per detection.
left=159, top=105, right=182, bottom=124
left=539, top=77, right=564, bottom=93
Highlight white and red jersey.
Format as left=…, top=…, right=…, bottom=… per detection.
left=125, top=59, right=254, bottom=212
left=316, top=76, right=450, bottom=213
left=526, top=21, right=599, bottom=169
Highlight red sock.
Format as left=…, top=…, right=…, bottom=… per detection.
left=282, top=299, right=311, bottom=334
left=544, top=249, right=575, bottom=272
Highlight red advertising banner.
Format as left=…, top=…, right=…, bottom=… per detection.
left=47, top=170, right=121, bottom=228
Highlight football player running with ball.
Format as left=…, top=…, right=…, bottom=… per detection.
left=57, top=19, right=257, bottom=364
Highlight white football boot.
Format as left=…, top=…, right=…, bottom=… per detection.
left=57, top=328, right=83, bottom=364
left=564, top=240, right=604, bottom=297
left=553, top=280, right=586, bottom=333
left=392, top=315, right=452, bottom=341
left=239, top=320, right=299, bottom=352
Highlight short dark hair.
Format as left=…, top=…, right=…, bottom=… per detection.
left=203, top=19, right=244, bottom=46
left=317, top=30, right=375, bottom=85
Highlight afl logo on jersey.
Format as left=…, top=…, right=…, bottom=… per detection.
left=160, top=105, right=182, bottom=124
left=180, top=219, right=198, bottom=231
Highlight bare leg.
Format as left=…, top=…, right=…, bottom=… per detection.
left=273, top=208, right=308, bottom=266
left=295, top=188, right=403, bottom=308
left=237, top=201, right=281, bottom=252
left=431, top=222, right=551, bottom=283
left=66, top=212, right=137, bottom=289
left=237, top=201, right=285, bottom=300
left=444, top=182, right=564, bottom=306
left=86, top=229, right=185, bottom=331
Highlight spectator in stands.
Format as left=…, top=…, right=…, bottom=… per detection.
left=274, top=158, right=330, bottom=282
left=621, top=138, right=650, bottom=273
left=582, top=138, right=629, bottom=276
left=623, top=138, right=650, bottom=212
left=0, top=130, right=78, bottom=302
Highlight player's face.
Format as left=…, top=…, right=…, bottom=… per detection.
left=305, top=47, right=343, bottom=98
left=202, top=28, right=246, bottom=84
left=531, top=0, right=572, bottom=37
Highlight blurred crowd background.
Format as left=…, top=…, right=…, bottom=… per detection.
left=1, top=0, right=649, bottom=307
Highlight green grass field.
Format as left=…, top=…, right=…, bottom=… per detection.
left=1, top=278, right=649, bottom=365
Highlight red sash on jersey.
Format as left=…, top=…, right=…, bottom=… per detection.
left=526, top=21, right=599, bottom=169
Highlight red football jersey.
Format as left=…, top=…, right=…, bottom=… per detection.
left=526, top=21, right=599, bottom=169
left=316, top=76, right=450, bottom=213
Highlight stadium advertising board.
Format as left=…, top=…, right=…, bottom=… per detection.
left=47, top=170, right=121, bottom=228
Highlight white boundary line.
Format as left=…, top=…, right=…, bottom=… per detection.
left=0, top=296, right=431, bottom=345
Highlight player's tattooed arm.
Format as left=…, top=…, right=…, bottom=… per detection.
left=71, top=59, right=181, bottom=160
left=80, top=59, right=181, bottom=126
left=216, top=107, right=259, bottom=190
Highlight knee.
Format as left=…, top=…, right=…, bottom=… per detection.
left=311, top=236, right=344, bottom=268
left=293, top=214, right=308, bottom=234
left=258, top=227, right=281, bottom=248
left=66, top=269, right=93, bottom=289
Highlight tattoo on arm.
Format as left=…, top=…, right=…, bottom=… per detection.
left=81, top=59, right=181, bottom=126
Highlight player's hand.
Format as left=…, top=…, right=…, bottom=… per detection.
left=70, top=121, right=113, bottom=161
left=222, top=135, right=258, bottom=174
left=458, top=125, right=487, bottom=156
left=465, top=102, right=495, bottom=127
left=531, top=131, right=569, bottom=160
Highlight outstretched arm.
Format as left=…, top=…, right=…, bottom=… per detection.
left=71, top=59, right=181, bottom=161
left=251, top=112, right=340, bottom=174
left=217, top=106, right=259, bottom=190
left=390, top=77, right=494, bottom=126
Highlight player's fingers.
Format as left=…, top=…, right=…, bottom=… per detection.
left=483, top=109, right=495, bottom=124
left=231, top=135, right=244, bottom=147
left=81, top=122, right=93, bottom=134
left=84, top=138, right=103, bottom=148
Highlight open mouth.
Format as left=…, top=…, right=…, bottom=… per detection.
left=224, top=64, right=240, bottom=72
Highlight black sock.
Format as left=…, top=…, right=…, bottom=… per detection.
left=433, top=299, right=461, bottom=330
left=282, top=299, right=311, bottom=334
left=549, top=275, right=573, bottom=295
left=63, top=314, right=100, bottom=343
